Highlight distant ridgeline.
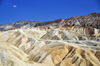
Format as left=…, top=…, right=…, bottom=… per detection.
left=0, top=12, right=100, bottom=31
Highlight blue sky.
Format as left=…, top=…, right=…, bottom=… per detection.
left=0, top=0, right=100, bottom=24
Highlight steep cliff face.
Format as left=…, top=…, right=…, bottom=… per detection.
left=0, top=13, right=100, bottom=66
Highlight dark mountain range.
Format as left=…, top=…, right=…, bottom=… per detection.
left=0, top=19, right=64, bottom=31
left=0, top=12, right=100, bottom=31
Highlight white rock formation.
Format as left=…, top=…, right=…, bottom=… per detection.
left=0, top=26, right=100, bottom=66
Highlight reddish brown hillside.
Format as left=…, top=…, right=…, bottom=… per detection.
left=64, top=13, right=100, bottom=29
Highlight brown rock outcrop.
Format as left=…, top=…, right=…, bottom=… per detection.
left=64, top=13, right=100, bottom=29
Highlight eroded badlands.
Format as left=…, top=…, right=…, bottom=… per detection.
left=0, top=26, right=100, bottom=66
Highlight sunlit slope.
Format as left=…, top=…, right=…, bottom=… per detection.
left=0, top=27, right=100, bottom=66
